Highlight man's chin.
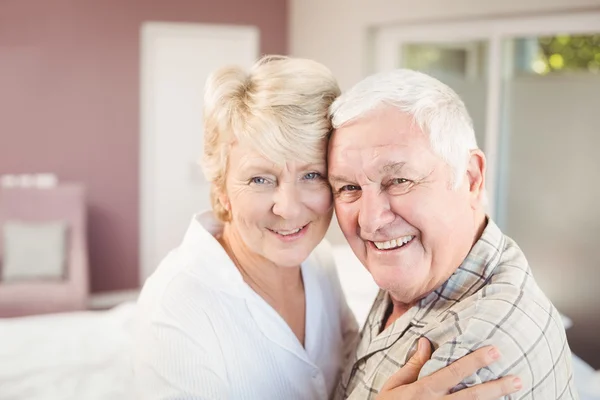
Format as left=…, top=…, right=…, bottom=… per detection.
left=371, top=268, right=426, bottom=301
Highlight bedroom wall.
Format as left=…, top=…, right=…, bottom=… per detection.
left=0, top=0, right=287, bottom=292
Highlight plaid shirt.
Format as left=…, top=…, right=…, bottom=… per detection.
left=336, top=219, right=578, bottom=400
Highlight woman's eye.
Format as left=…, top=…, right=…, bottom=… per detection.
left=251, top=177, right=268, bottom=185
left=391, top=178, right=409, bottom=185
left=304, top=172, right=322, bottom=180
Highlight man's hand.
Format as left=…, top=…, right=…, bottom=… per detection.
left=376, top=338, right=522, bottom=399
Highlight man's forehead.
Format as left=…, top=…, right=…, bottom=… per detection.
left=330, top=128, right=427, bottom=156
left=330, top=142, right=412, bottom=163
left=330, top=150, right=412, bottom=175
left=328, top=139, right=437, bottom=178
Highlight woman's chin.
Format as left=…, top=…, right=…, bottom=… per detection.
left=267, top=248, right=312, bottom=268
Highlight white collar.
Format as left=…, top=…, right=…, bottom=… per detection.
left=179, top=211, right=323, bottom=365
left=179, top=211, right=319, bottom=301
left=179, top=211, right=246, bottom=297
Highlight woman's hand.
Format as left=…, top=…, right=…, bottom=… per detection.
left=376, top=338, right=522, bottom=399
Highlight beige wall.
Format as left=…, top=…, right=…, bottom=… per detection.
left=503, top=74, right=600, bottom=367
left=290, top=0, right=600, bottom=90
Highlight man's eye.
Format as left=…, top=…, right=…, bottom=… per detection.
left=387, top=178, right=414, bottom=194
left=340, top=184, right=360, bottom=192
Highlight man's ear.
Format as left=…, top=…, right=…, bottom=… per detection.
left=465, top=149, right=486, bottom=208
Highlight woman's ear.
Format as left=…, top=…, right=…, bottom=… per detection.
left=218, top=193, right=231, bottom=212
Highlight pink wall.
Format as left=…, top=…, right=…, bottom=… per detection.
left=0, top=0, right=287, bottom=292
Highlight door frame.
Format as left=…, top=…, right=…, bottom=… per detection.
left=139, top=22, right=259, bottom=283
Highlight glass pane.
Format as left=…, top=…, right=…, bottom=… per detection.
left=497, top=34, right=600, bottom=367
left=401, top=42, right=488, bottom=149
left=512, top=34, right=600, bottom=75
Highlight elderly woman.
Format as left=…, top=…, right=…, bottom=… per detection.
left=133, top=56, right=519, bottom=400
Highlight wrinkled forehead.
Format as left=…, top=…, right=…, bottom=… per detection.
left=330, top=105, right=428, bottom=148
left=329, top=148, right=436, bottom=185
left=231, top=141, right=326, bottom=173
left=328, top=126, right=436, bottom=177
left=235, top=136, right=326, bottom=161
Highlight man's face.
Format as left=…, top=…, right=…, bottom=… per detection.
left=328, top=105, right=485, bottom=304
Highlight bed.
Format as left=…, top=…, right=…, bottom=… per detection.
left=0, top=302, right=135, bottom=400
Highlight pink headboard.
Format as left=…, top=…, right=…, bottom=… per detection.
left=0, top=185, right=89, bottom=317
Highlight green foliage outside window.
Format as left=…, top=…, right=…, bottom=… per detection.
left=532, top=35, right=600, bottom=74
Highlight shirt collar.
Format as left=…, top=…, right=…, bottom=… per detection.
left=360, top=217, right=506, bottom=357
left=179, top=211, right=247, bottom=297
left=178, top=211, right=322, bottom=304
left=419, top=217, right=506, bottom=311
left=180, top=211, right=322, bottom=366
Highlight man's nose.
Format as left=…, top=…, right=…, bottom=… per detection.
left=358, top=188, right=395, bottom=235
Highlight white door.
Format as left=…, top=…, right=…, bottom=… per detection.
left=140, top=22, right=259, bottom=282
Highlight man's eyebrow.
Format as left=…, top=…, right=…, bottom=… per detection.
left=382, top=162, right=406, bottom=174
left=328, top=174, right=354, bottom=184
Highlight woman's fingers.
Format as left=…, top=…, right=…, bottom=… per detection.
left=446, top=375, right=522, bottom=399
left=426, top=346, right=501, bottom=393
left=381, top=338, right=433, bottom=391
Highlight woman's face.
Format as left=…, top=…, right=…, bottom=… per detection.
left=221, top=142, right=333, bottom=268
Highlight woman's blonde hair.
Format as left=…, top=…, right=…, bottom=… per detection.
left=202, top=55, right=340, bottom=221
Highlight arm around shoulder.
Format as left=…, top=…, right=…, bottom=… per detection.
left=417, top=291, right=576, bottom=399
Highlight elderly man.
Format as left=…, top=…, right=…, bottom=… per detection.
left=328, top=69, right=577, bottom=400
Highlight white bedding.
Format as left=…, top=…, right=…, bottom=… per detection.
left=0, top=246, right=597, bottom=399
left=0, top=302, right=136, bottom=400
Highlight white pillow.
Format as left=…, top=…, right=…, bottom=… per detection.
left=2, top=221, right=68, bottom=281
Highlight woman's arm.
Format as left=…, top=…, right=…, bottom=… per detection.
left=376, top=338, right=521, bottom=400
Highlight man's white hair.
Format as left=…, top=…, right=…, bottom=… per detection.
left=329, top=69, right=478, bottom=188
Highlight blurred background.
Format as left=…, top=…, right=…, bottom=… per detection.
left=0, top=0, right=599, bottom=398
